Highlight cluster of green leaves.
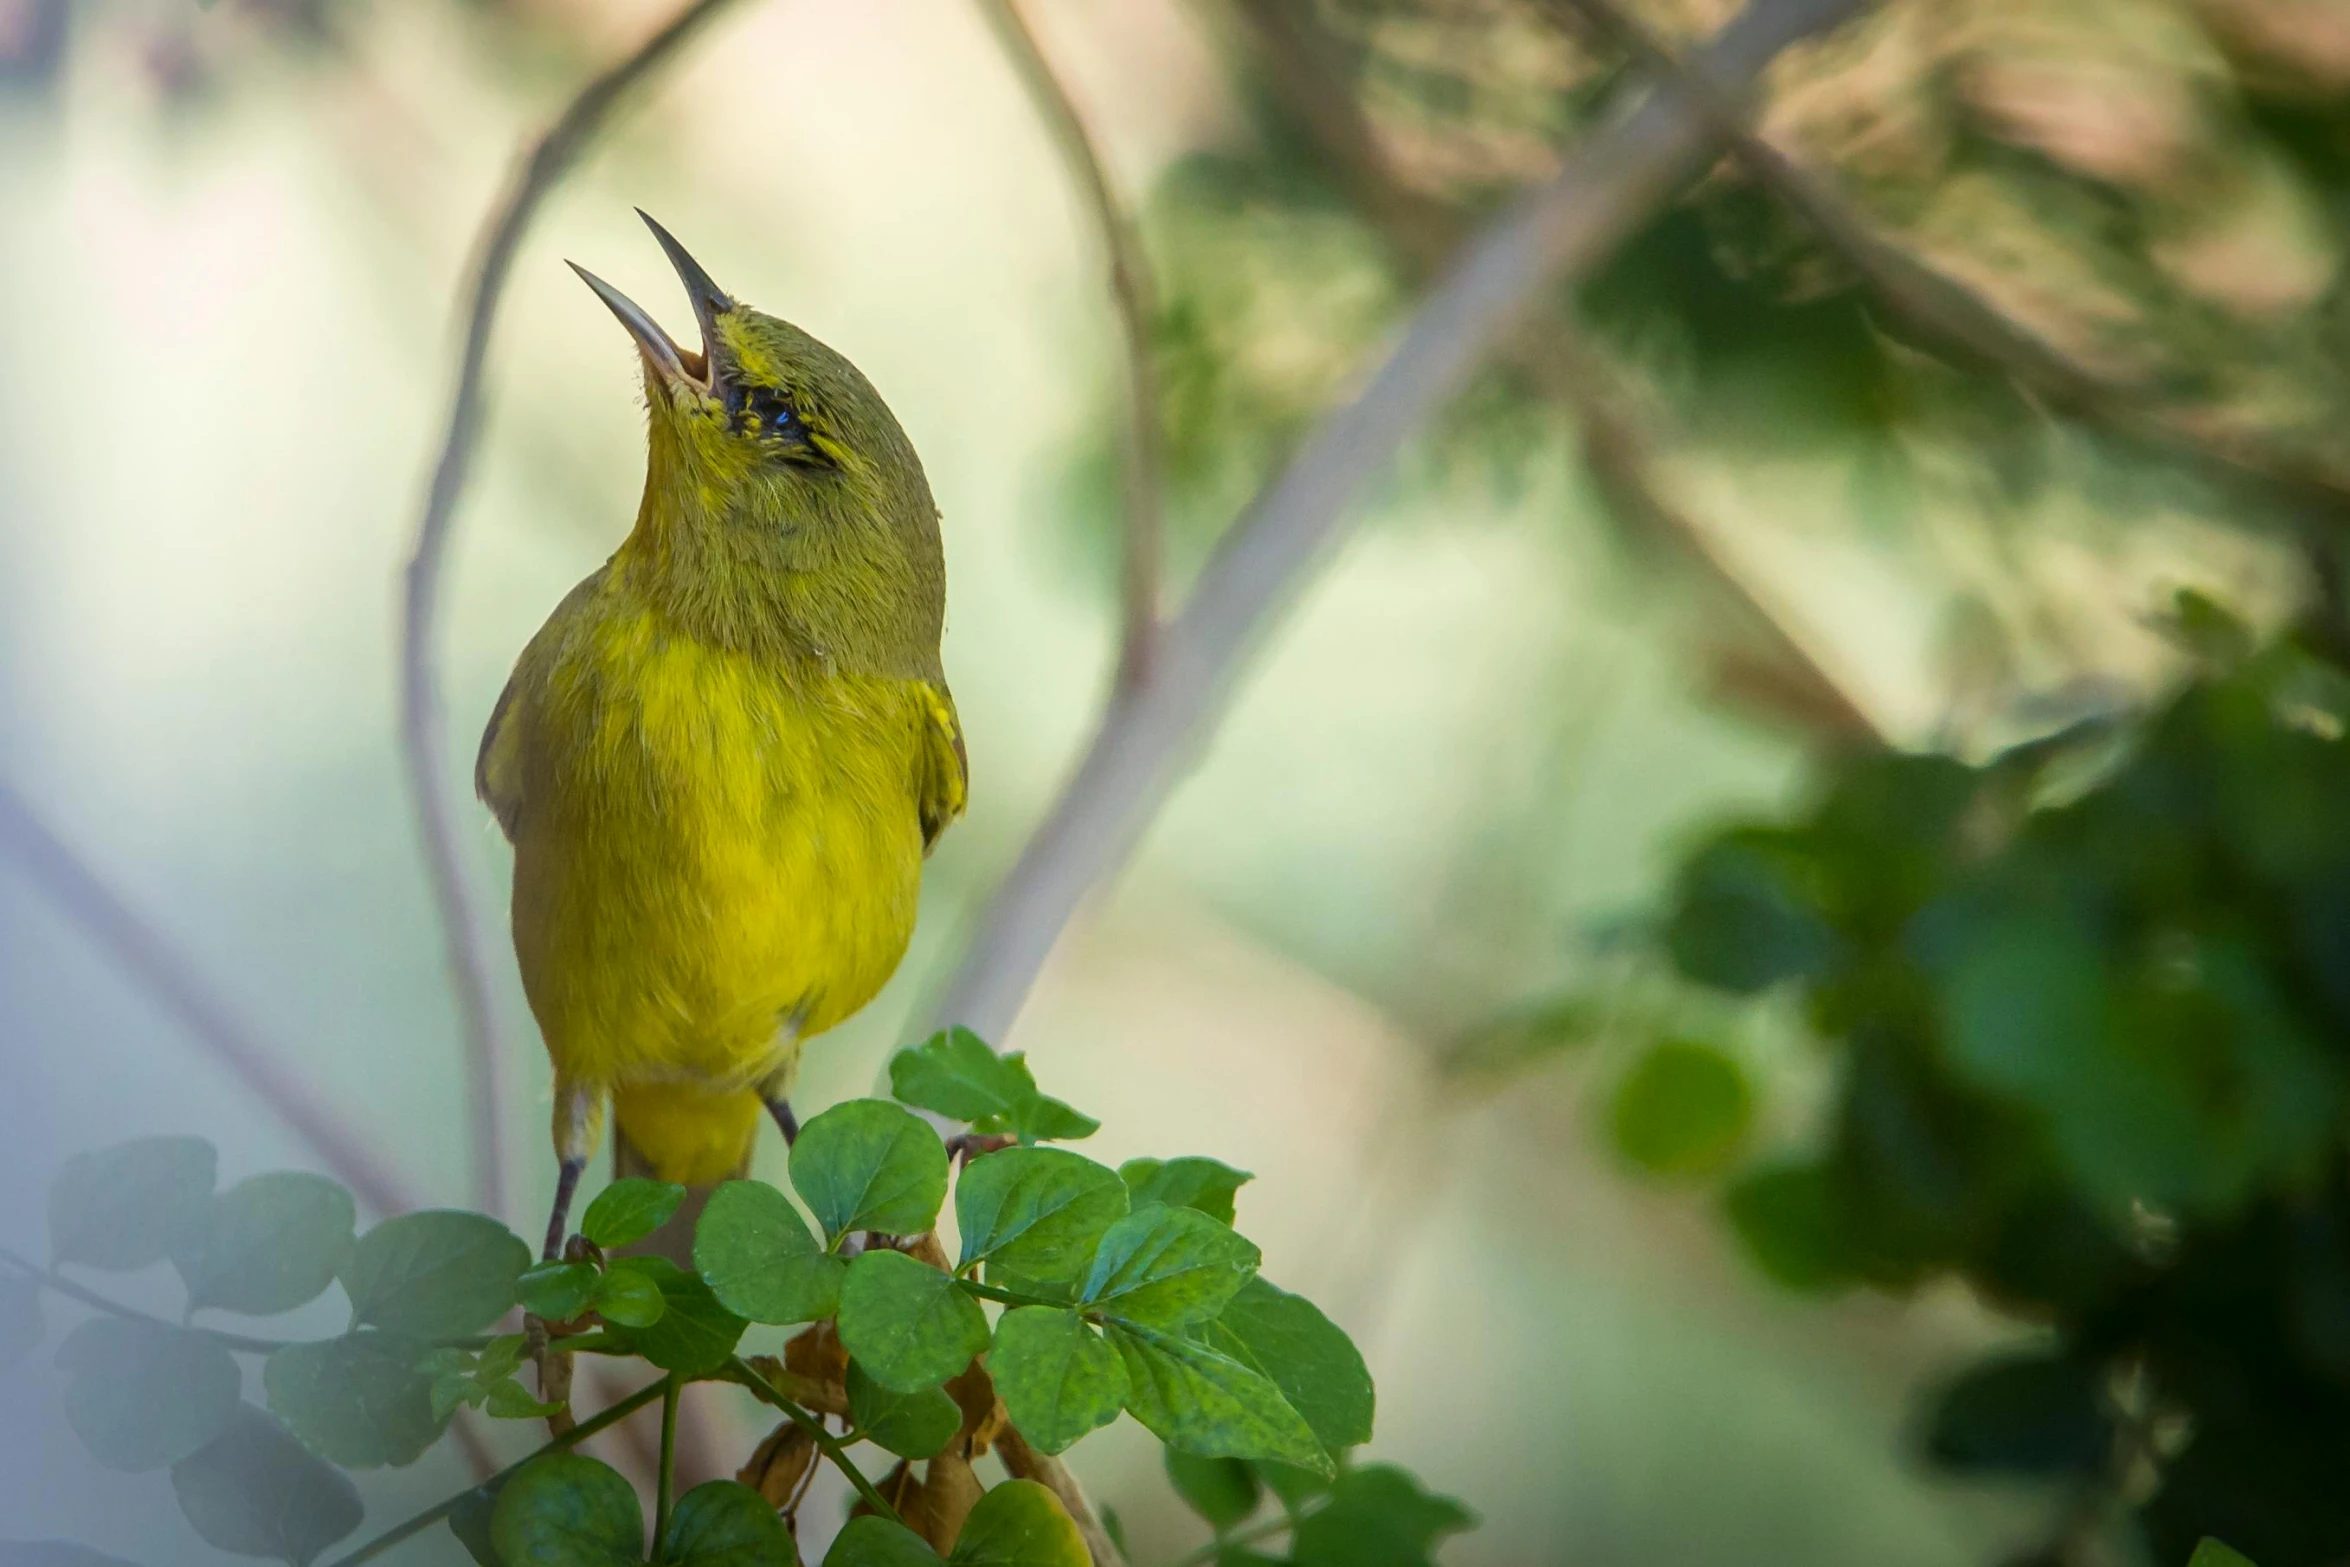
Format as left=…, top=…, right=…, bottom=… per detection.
left=1642, top=611, right=2350, bottom=1566
left=4, top=1031, right=1472, bottom=1567
left=5, top=1133, right=540, bottom=1564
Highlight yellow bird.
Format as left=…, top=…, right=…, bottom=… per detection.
left=476, top=214, right=966, bottom=1258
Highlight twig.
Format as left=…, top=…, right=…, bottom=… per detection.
left=319, top=1377, right=670, bottom=1567
left=1229, top=0, right=1881, bottom=740
left=0, top=776, right=416, bottom=1217
left=924, top=0, right=1870, bottom=1046
left=0, top=1248, right=291, bottom=1354
left=397, top=0, right=750, bottom=1221
left=1551, top=0, right=2350, bottom=524
left=1160, top=1511, right=1292, bottom=1567
left=971, top=0, right=1166, bottom=691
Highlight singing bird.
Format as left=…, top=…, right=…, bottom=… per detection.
left=477, top=214, right=966, bottom=1259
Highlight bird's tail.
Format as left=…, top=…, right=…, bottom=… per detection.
left=611, top=1081, right=763, bottom=1188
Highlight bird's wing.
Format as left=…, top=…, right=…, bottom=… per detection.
left=476, top=568, right=608, bottom=844
left=917, top=681, right=968, bottom=854
left=474, top=671, right=527, bottom=843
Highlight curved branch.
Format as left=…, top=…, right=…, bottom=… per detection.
left=0, top=776, right=416, bottom=1217
left=924, top=0, right=1869, bottom=1046
left=971, top=0, right=1166, bottom=691
left=398, top=0, right=751, bottom=1219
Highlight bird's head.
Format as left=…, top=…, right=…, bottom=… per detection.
left=569, top=213, right=943, bottom=667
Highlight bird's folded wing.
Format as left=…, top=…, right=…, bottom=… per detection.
left=918, top=681, right=968, bottom=854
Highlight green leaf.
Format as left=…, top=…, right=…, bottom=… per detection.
left=1288, top=1465, right=1474, bottom=1567
left=989, top=1307, right=1126, bottom=1456
left=582, top=1178, right=686, bottom=1251
left=601, top=1258, right=745, bottom=1376
left=48, top=1136, right=216, bottom=1272
left=1118, top=1158, right=1253, bottom=1226
left=955, top=1148, right=1128, bottom=1282
left=1106, top=1323, right=1326, bottom=1473
left=1608, top=1039, right=1753, bottom=1180
left=1723, top=1161, right=1857, bottom=1293
left=519, top=1261, right=602, bottom=1324
left=175, top=1173, right=355, bottom=1318
left=264, top=1331, right=447, bottom=1468
left=590, top=1262, right=669, bottom=1330
left=342, top=1211, right=529, bottom=1339
left=1164, top=1449, right=1260, bottom=1532
left=946, top=1479, right=1088, bottom=1567
left=822, top=1517, right=936, bottom=1567
left=848, top=1358, right=962, bottom=1459
left=992, top=1094, right=1100, bottom=1145
left=1924, top=1352, right=2109, bottom=1476
left=695, top=1180, right=844, bottom=1325
left=889, top=1028, right=1031, bottom=1121
left=1081, top=1208, right=1258, bottom=1329
left=2189, top=1542, right=2259, bottom=1567
left=491, top=1453, right=643, bottom=1567
left=171, top=1405, right=363, bottom=1567
left=1209, top=1277, right=1373, bottom=1452
left=0, top=1545, right=145, bottom=1566
left=0, top=1270, right=45, bottom=1371
left=835, top=1249, right=988, bottom=1393
left=889, top=1033, right=1097, bottom=1143
left=791, top=1101, right=950, bottom=1241
left=447, top=1487, right=502, bottom=1567
left=484, top=1378, right=566, bottom=1421
left=661, top=1479, right=797, bottom=1566
left=56, top=1318, right=239, bottom=1472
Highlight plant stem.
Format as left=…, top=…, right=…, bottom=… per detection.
left=0, top=1248, right=285, bottom=1354
left=1163, top=1513, right=1294, bottom=1567
left=724, top=1356, right=902, bottom=1526
left=319, top=1378, right=669, bottom=1566
left=650, top=1373, right=681, bottom=1563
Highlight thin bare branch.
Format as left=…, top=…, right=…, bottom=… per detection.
left=0, top=775, right=417, bottom=1217
left=926, top=0, right=1870, bottom=1046
left=1553, top=0, right=2350, bottom=522
left=399, top=0, right=750, bottom=1219
left=1226, top=0, right=1881, bottom=740
left=1529, top=332, right=1889, bottom=742
left=971, top=0, right=1167, bottom=691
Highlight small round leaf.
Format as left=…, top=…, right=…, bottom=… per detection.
left=946, top=1480, right=1087, bottom=1567
left=1609, top=1040, right=1753, bottom=1180
left=264, top=1331, right=448, bottom=1468
left=661, top=1479, right=798, bottom=1566
left=491, top=1453, right=643, bottom=1567
left=695, top=1180, right=843, bottom=1325
left=343, top=1211, right=529, bottom=1339
left=56, top=1318, right=239, bottom=1472
left=581, top=1179, right=685, bottom=1251
left=835, top=1250, right=987, bottom=1393
left=48, top=1136, right=216, bottom=1272
left=990, top=1307, right=1126, bottom=1456
left=175, top=1174, right=355, bottom=1318
left=790, top=1101, right=949, bottom=1241
left=601, top=1258, right=745, bottom=1376
left=171, top=1405, right=362, bottom=1567
left=823, top=1516, right=937, bottom=1567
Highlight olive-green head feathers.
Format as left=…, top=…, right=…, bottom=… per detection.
left=569, top=212, right=944, bottom=674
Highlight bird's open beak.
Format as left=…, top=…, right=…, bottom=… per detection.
left=567, top=211, right=736, bottom=396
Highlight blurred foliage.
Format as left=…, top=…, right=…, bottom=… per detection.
left=1637, top=602, right=2350, bottom=1567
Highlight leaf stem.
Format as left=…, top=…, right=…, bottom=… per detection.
left=956, top=1277, right=1062, bottom=1309
left=651, top=1373, right=681, bottom=1564
left=318, top=1377, right=669, bottom=1566
left=724, top=1356, right=903, bottom=1526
